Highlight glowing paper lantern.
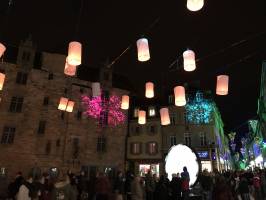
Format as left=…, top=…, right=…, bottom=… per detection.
left=121, top=95, right=129, bottom=110
left=183, top=49, right=196, bottom=72
left=174, top=86, right=186, bottom=106
left=0, top=43, right=6, bottom=58
left=187, top=0, right=204, bottom=11
left=160, top=108, right=170, bottom=126
left=145, top=82, right=154, bottom=98
left=137, top=38, right=150, bottom=62
left=66, top=41, right=82, bottom=66
left=92, top=82, right=101, bottom=97
left=64, top=62, right=77, bottom=76
left=58, top=97, right=69, bottom=111
left=66, top=101, right=75, bottom=112
left=216, top=75, right=229, bottom=95
left=165, top=144, right=199, bottom=186
left=0, top=73, right=5, bottom=90
left=138, top=110, right=146, bottom=125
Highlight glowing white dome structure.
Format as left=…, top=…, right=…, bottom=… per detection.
left=165, top=144, right=199, bottom=186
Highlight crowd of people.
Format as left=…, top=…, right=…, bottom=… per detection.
left=1, top=167, right=266, bottom=200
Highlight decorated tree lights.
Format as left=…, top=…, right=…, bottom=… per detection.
left=183, top=49, right=196, bottom=72
left=187, top=0, right=204, bottom=12
left=137, top=38, right=150, bottom=62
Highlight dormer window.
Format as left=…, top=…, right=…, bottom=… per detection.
left=148, top=106, right=156, bottom=117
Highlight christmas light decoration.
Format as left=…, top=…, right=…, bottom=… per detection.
left=66, top=101, right=75, bottom=112
left=82, top=94, right=126, bottom=127
left=216, top=75, right=229, bottom=95
left=58, top=97, right=69, bottom=111
left=138, top=110, right=146, bottom=125
left=67, top=41, right=82, bottom=66
left=174, top=86, right=186, bottom=106
left=185, top=92, right=213, bottom=124
left=160, top=108, right=170, bottom=125
left=137, top=38, right=150, bottom=62
left=0, top=73, right=5, bottom=90
left=0, top=43, right=6, bottom=58
left=121, top=95, right=129, bottom=110
left=183, top=49, right=196, bottom=72
left=145, top=82, right=154, bottom=98
left=64, top=62, right=77, bottom=76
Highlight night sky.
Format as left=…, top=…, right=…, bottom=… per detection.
left=0, top=0, right=266, bottom=133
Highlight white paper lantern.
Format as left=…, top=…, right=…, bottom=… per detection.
left=66, top=41, right=82, bottom=66
left=216, top=75, right=229, bottom=95
left=0, top=73, right=5, bottom=90
left=121, top=95, right=129, bottom=110
left=0, top=43, right=6, bottom=58
left=137, top=38, right=150, bottom=62
left=160, top=108, right=170, bottom=126
left=145, top=82, right=154, bottom=98
left=138, top=110, right=146, bottom=125
left=174, top=86, right=186, bottom=106
left=92, top=82, right=101, bottom=97
left=183, top=49, right=196, bottom=72
left=187, top=0, right=204, bottom=11
left=66, top=101, right=75, bottom=113
left=64, top=61, right=77, bottom=76
left=58, top=97, right=69, bottom=111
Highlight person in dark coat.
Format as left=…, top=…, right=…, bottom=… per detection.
left=77, top=171, right=89, bottom=200
left=113, top=171, right=125, bottom=200
left=154, top=175, right=168, bottom=200
left=95, top=172, right=111, bottom=200
left=170, top=173, right=182, bottom=200
left=8, top=172, right=24, bottom=199
left=145, top=171, right=155, bottom=200
left=212, top=175, right=233, bottom=200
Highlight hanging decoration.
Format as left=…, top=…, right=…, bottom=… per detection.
left=64, top=62, right=77, bottom=76
left=187, top=0, right=204, bottom=12
left=183, top=49, right=196, bottom=72
left=228, top=132, right=236, bottom=142
left=216, top=75, right=229, bottom=95
left=82, top=94, right=126, bottom=127
left=145, top=82, right=154, bottom=98
left=137, top=38, right=150, bottom=62
left=92, top=82, right=101, bottom=97
left=138, top=110, right=146, bottom=125
left=160, top=108, right=170, bottom=126
left=67, top=41, right=82, bottom=66
left=174, top=86, right=186, bottom=106
left=185, top=92, right=213, bottom=124
left=66, top=101, right=75, bottom=113
left=0, top=73, right=5, bottom=90
left=58, top=97, right=69, bottom=111
left=0, top=43, right=6, bottom=58
left=121, top=95, right=129, bottom=110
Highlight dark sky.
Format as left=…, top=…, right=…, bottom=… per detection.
left=1, top=0, right=266, bottom=133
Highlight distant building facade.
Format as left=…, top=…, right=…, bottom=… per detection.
left=0, top=37, right=129, bottom=179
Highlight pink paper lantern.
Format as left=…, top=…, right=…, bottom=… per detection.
left=67, top=41, right=82, bottom=66
left=187, top=0, right=204, bottom=11
left=137, top=38, right=150, bottom=62
left=121, top=95, right=129, bottom=110
left=183, top=49, right=196, bottom=72
left=145, top=82, right=154, bottom=98
left=174, top=86, right=186, bottom=106
left=66, top=101, right=75, bottom=112
left=0, top=43, right=6, bottom=58
left=216, top=75, right=229, bottom=95
left=64, top=61, right=77, bottom=76
left=160, top=108, right=170, bottom=125
left=58, top=97, right=69, bottom=111
left=0, top=73, right=5, bottom=90
left=138, top=110, right=146, bottom=125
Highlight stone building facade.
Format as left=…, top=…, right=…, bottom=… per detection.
left=0, top=37, right=129, bottom=179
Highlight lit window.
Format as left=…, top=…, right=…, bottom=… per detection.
left=131, top=143, right=141, bottom=154
left=168, top=95, right=174, bottom=104
left=184, top=133, right=192, bottom=146
left=170, top=136, right=177, bottom=146
left=147, top=142, right=158, bottom=155
left=148, top=107, right=156, bottom=117
left=133, top=108, right=139, bottom=118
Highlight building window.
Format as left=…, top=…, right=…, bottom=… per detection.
left=73, top=138, right=80, bottom=158
left=48, top=73, right=53, bottom=80
left=149, top=125, right=156, bottom=134
left=77, top=110, right=82, bottom=120
left=168, top=95, right=174, bottom=104
left=148, top=106, right=156, bottom=117
left=200, top=132, right=207, bottom=146
left=97, top=137, right=106, bottom=153
left=184, top=133, right=192, bottom=146
left=131, top=142, right=141, bottom=155
left=43, top=96, right=49, bottom=106
left=1, top=127, right=15, bottom=144
left=9, top=97, right=24, bottom=113
left=170, top=113, right=175, bottom=125
left=147, top=142, right=158, bottom=155
left=37, top=121, right=46, bottom=134
left=133, top=108, right=139, bottom=118
left=170, top=136, right=177, bottom=146
left=45, top=140, right=51, bottom=155
left=16, top=72, right=28, bottom=85
left=56, top=139, right=60, bottom=147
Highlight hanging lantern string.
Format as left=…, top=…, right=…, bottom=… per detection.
left=106, top=16, right=161, bottom=68
left=167, top=29, right=266, bottom=71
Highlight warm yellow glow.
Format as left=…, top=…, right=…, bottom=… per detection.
left=145, top=82, right=154, bottom=98
left=160, top=108, right=170, bottom=125
left=174, top=86, right=186, bottom=106
left=0, top=43, right=6, bottom=58
left=138, top=110, right=146, bottom=125
left=58, top=97, right=69, bottom=111
left=121, top=95, right=129, bottom=110
left=183, top=49, right=196, bottom=72
left=66, top=101, right=75, bottom=112
left=0, top=73, right=5, bottom=90
left=216, top=75, right=229, bottom=95
left=187, top=0, right=204, bottom=11
left=137, top=38, right=150, bottom=62
left=64, top=61, right=77, bottom=76
left=66, top=41, right=82, bottom=66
